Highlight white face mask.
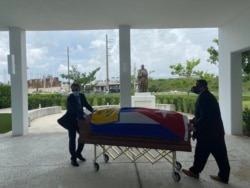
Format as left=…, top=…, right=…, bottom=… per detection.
left=72, top=91, right=79, bottom=97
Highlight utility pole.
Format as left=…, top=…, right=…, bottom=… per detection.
left=105, top=34, right=115, bottom=93
left=67, top=46, right=70, bottom=91
left=106, top=35, right=109, bottom=92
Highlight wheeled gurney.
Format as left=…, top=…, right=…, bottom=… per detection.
left=78, top=107, right=191, bottom=182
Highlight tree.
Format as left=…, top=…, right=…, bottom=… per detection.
left=242, top=51, right=250, bottom=76
left=207, top=39, right=219, bottom=65
left=169, top=59, right=201, bottom=78
left=60, top=65, right=100, bottom=92
left=169, top=58, right=218, bottom=93
left=207, top=38, right=250, bottom=75
left=169, top=59, right=203, bottom=93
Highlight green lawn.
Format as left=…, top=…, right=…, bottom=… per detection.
left=243, top=101, right=250, bottom=109
left=0, top=113, right=12, bottom=134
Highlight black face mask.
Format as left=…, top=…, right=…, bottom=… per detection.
left=191, top=86, right=202, bottom=94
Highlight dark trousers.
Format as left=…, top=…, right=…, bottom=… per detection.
left=190, top=137, right=230, bottom=182
left=68, top=125, right=84, bottom=160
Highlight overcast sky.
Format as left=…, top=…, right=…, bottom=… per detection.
left=0, top=28, right=218, bottom=83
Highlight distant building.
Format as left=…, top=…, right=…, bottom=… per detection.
left=27, top=76, right=61, bottom=89
left=27, top=77, right=124, bottom=94
left=86, top=80, right=120, bottom=93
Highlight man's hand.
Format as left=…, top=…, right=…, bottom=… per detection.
left=189, top=118, right=195, bottom=124
left=188, top=123, right=196, bottom=132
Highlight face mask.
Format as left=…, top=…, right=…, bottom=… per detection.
left=191, top=86, right=202, bottom=94
left=72, top=91, right=79, bottom=97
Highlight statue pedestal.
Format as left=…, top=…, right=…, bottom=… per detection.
left=131, top=92, right=155, bottom=108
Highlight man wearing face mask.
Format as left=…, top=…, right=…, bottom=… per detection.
left=182, top=80, right=230, bottom=184
left=65, top=83, right=95, bottom=167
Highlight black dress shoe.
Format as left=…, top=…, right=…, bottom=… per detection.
left=182, top=169, right=199, bottom=179
left=76, top=154, right=86, bottom=162
left=210, top=175, right=228, bottom=184
left=71, top=160, right=79, bottom=167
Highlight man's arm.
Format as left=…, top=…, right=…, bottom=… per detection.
left=80, top=94, right=94, bottom=113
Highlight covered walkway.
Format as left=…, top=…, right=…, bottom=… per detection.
left=0, top=111, right=249, bottom=188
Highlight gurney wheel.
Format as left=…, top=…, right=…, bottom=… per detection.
left=172, top=172, right=181, bottom=182
left=103, top=154, right=109, bottom=163
left=94, top=162, right=99, bottom=171
left=175, top=161, right=182, bottom=171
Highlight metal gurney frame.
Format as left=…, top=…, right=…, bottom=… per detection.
left=78, top=121, right=192, bottom=182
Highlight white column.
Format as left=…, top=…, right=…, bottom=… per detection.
left=9, top=27, right=28, bottom=136
left=219, top=8, right=250, bottom=135
left=230, top=52, right=242, bottom=134
left=119, top=25, right=131, bottom=107
left=219, top=49, right=242, bottom=135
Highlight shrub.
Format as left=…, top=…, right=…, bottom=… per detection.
left=28, top=94, right=63, bottom=110
left=0, top=85, right=11, bottom=108
left=154, top=94, right=197, bottom=114
left=242, top=108, right=250, bottom=136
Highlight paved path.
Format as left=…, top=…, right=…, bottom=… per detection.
left=0, top=108, right=11, bottom=113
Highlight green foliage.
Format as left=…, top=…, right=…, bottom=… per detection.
left=26, top=93, right=120, bottom=110
left=169, top=59, right=201, bottom=78
left=60, top=65, right=101, bottom=92
left=85, top=94, right=120, bottom=106
left=207, top=38, right=250, bottom=78
left=28, top=94, right=64, bottom=110
left=242, top=95, right=250, bottom=101
left=242, top=108, right=250, bottom=136
left=1, top=90, right=250, bottom=136
left=155, top=94, right=197, bottom=114
left=149, top=78, right=218, bottom=93
left=242, top=100, right=250, bottom=109
left=0, top=114, right=12, bottom=133
left=148, top=79, right=167, bottom=92
left=242, top=50, right=250, bottom=75
left=0, top=85, right=11, bottom=108
left=207, top=38, right=219, bottom=65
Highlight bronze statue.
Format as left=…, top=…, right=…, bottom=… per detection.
left=137, top=64, right=148, bottom=92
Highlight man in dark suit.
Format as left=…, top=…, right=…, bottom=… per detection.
left=64, top=83, right=95, bottom=167
left=182, top=80, right=230, bottom=184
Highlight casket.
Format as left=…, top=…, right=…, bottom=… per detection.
left=78, top=107, right=192, bottom=182
left=90, top=107, right=189, bottom=141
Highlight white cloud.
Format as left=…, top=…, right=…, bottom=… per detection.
left=0, top=28, right=218, bottom=83
left=58, top=64, right=68, bottom=74
left=129, top=28, right=218, bottom=78
left=27, top=46, right=48, bottom=66
left=0, top=32, right=9, bottom=83
left=90, top=40, right=105, bottom=48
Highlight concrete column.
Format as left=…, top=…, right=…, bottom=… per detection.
left=230, top=52, right=242, bottom=134
left=219, top=50, right=242, bottom=135
left=9, top=27, right=28, bottom=136
left=219, top=8, right=250, bottom=135
left=119, top=25, right=131, bottom=107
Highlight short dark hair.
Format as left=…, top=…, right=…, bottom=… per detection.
left=196, top=79, right=208, bottom=88
left=71, top=83, right=80, bottom=91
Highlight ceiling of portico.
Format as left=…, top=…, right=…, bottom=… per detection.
left=1, top=0, right=250, bottom=31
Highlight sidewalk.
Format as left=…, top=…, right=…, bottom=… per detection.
left=0, top=111, right=250, bottom=188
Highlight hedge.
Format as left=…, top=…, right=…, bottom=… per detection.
left=0, top=85, right=11, bottom=108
